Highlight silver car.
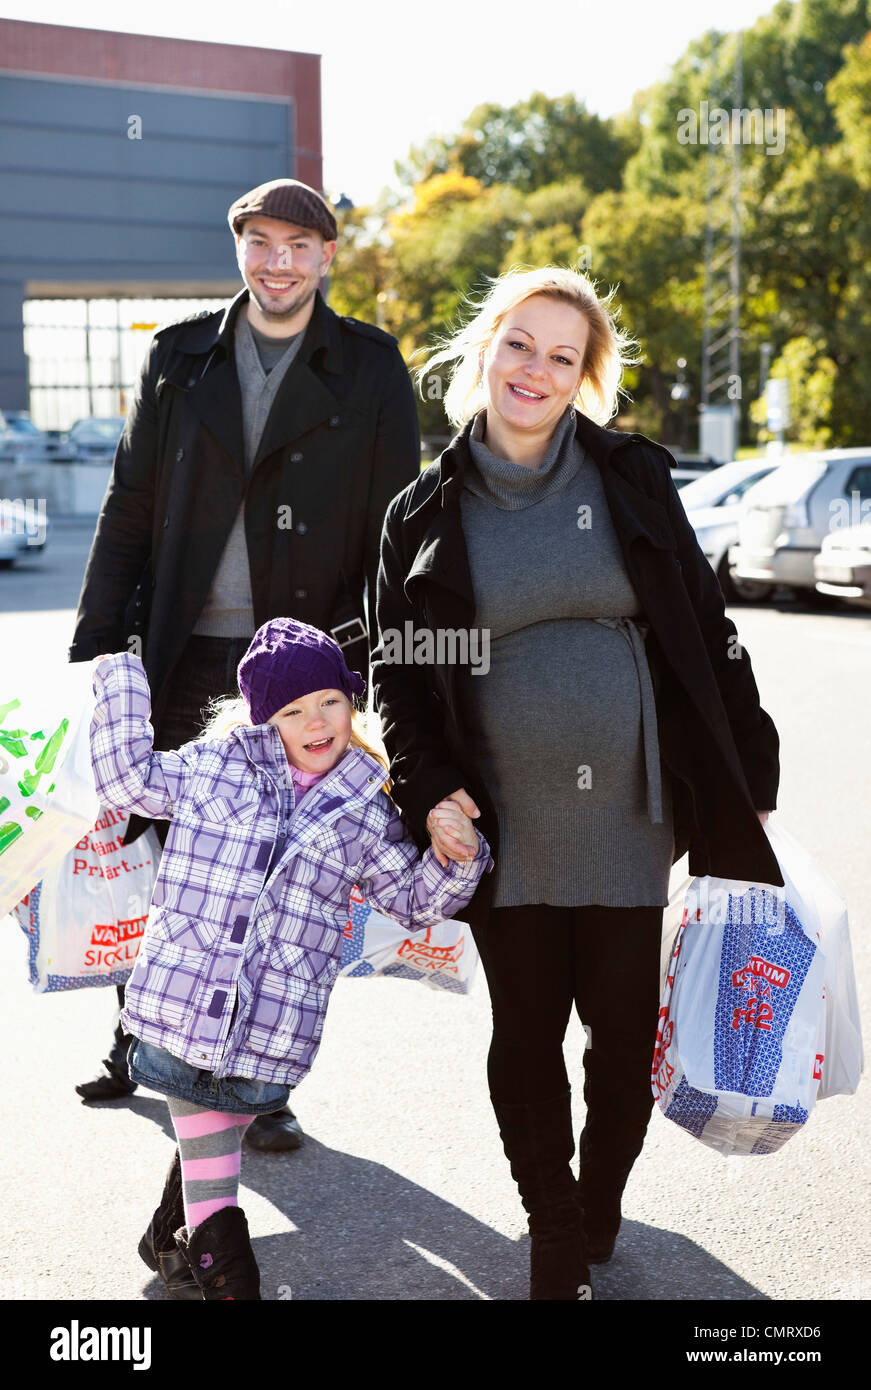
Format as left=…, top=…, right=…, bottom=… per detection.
left=728, top=449, right=871, bottom=599
left=814, top=523, right=871, bottom=608
left=0, top=497, right=50, bottom=566
left=679, top=457, right=780, bottom=600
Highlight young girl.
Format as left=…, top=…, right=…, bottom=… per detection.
left=90, top=616, right=491, bottom=1301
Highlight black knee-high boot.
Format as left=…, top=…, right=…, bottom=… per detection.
left=491, top=1090, right=592, bottom=1300
left=577, top=1048, right=656, bottom=1262
left=138, top=1149, right=200, bottom=1300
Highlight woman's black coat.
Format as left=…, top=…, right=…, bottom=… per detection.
left=372, top=410, right=783, bottom=929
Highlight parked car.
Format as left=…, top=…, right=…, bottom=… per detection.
left=41, top=428, right=79, bottom=462
left=728, top=449, right=871, bottom=600
left=666, top=449, right=720, bottom=472
left=670, top=467, right=708, bottom=488
left=814, top=523, right=871, bottom=608
left=678, top=457, right=781, bottom=600
left=0, top=497, right=50, bottom=566
left=67, top=416, right=125, bottom=462
left=0, top=410, right=48, bottom=462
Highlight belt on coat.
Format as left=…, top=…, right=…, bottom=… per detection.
left=594, top=616, right=664, bottom=825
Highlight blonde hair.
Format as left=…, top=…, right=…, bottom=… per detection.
left=199, top=694, right=392, bottom=795
left=416, top=265, right=640, bottom=429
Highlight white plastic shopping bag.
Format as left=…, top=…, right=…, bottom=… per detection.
left=339, top=885, right=479, bottom=994
left=660, top=854, right=692, bottom=995
left=652, top=832, right=828, bottom=1156
left=13, top=808, right=161, bottom=993
left=0, top=659, right=100, bottom=917
left=764, top=821, right=863, bottom=1099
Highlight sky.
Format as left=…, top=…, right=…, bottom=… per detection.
left=3, top=0, right=781, bottom=203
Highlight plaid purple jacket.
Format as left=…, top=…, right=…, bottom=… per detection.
left=90, top=654, right=492, bottom=1085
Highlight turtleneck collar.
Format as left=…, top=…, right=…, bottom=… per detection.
left=465, top=406, right=584, bottom=510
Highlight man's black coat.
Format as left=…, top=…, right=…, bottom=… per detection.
left=372, top=409, right=783, bottom=928
left=70, top=288, right=420, bottom=729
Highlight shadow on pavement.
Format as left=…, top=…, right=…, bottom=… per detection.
left=121, top=1094, right=767, bottom=1303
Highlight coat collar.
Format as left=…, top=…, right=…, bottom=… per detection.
left=234, top=724, right=385, bottom=803
left=405, top=410, right=676, bottom=602
left=176, top=287, right=344, bottom=376
left=171, top=289, right=345, bottom=475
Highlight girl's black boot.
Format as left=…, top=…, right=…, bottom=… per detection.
left=173, top=1206, right=261, bottom=1300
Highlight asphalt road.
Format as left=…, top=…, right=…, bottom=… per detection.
left=0, top=520, right=868, bottom=1309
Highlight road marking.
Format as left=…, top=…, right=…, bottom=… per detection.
left=403, top=1240, right=492, bottom=1299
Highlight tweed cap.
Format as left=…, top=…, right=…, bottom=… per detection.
left=238, top=618, right=365, bottom=726
left=228, top=179, right=338, bottom=240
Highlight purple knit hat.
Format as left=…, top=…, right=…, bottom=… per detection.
left=237, top=618, right=366, bottom=725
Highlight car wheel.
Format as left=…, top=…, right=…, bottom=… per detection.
left=717, top=557, right=765, bottom=603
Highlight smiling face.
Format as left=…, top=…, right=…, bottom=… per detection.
left=482, top=294, right=590, bottom=454
left=235, top=215, right=337, bottom=335
left=267, top=688, right=352, bottom=774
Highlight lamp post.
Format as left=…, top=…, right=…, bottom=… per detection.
left=670, top=357, right=691, bottom=451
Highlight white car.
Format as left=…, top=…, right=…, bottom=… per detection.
left=0, top=498, right=49, bottom=566
left=814, top=523, right=871, bottom=608
left=729, top=450, right=871, bottom=600
left=678, top=457, right=780, bottom=600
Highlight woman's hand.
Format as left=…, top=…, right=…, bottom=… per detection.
left=426, top=789, right=481, bottom=867
left=757, top=811, right=772, bottom=825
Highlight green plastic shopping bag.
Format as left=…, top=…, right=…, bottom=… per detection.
left=0, top=659, right=100, bottom=919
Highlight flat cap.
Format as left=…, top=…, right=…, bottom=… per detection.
left=228, top=179, right=338, bottom=241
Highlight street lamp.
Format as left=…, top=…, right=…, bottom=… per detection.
left=670, top=357, right=691, bottom=449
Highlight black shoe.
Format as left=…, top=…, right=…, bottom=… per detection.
left=530, top=1202, right=593, bottom=1300
left=245, top=1105, right=304, bottom=1153
left=76, top=1019, right=138, bottom=1103
left=580, top=1218, right=618, bottom=1264
left=491, top=1091, right=594, bottom=1301
left=174, top=1206, right=261, bottom=1300
left=75, top=1071, right=138, bottom=1102
left=138, top=1150, right=200, bottom=1300
left=577, top=1180, right=623, bottom=1263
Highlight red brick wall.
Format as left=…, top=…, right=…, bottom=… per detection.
left=0, top=18, right=323, bottom=187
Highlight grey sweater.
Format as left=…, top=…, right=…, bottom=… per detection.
left=460, top=408, right=674, bottom=908
left=193, top=312, right=304, bottom=638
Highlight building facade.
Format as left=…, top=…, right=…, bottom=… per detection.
left=0, top=20, right=322, bottom=416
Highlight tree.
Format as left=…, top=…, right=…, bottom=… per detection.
left=396, top=93, right=632, bottom=196
left=581, top=188, right=706, bottom=433
left=828, top=30, right=871, bottom=186
left=749, top=335, right=837, bottom=446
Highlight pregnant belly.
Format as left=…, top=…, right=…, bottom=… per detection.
left=465, top=618, right=650, bottom=810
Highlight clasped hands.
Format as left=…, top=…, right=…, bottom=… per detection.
left=426, top=788, right=481, bottom=868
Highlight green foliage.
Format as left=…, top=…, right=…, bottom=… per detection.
left=396, top=93, right=631, bottom=196
left=330, top=0, right=871, bottom=444
left=749, top=335, right=837, bottom=447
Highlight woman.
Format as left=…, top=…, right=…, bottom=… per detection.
left=372, top=266, right=782, bottom=1300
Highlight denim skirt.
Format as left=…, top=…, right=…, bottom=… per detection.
left=128, top=1037, right=291, bottom=1116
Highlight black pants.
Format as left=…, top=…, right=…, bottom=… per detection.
left=155, top=634, right=254, bottom=754
left=472, top=902, right=663, bottom=1195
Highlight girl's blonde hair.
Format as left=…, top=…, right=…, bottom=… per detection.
left=200, top=694, right=392, bottom=795
left=416, top=264, right=640, bottom=429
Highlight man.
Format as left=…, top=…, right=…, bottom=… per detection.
left=70, top=178, right=420, bottom=1153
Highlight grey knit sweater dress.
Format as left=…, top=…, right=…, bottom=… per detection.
left=459, top=407, right=674, bottom=908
